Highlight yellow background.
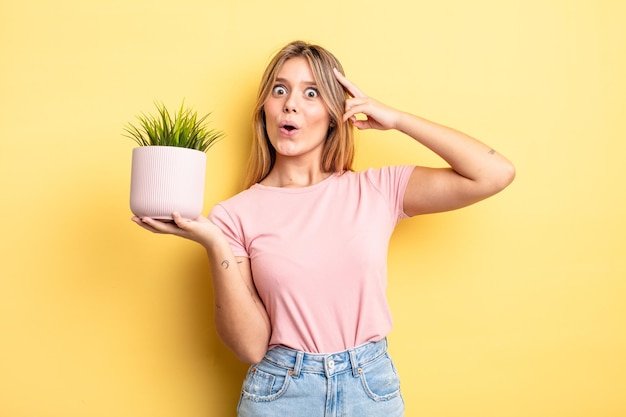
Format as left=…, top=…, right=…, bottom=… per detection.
left=1, top=0, right=624, bottom=416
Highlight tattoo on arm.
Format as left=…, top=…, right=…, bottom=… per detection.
left=488, top=149, right=496, bottom=155
left=220, top=259, right=242, bottom=270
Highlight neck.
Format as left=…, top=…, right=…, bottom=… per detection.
left=262, top=159, right=331, bottom=188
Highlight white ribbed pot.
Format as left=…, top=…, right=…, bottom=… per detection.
left=130, top=146, right=206, bottom=220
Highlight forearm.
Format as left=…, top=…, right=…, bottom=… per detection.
left=132, top=214, right=270, bottom=363
left=206, top=238, right=271, bottom=364
left=396, top=111, right=515, bottom=189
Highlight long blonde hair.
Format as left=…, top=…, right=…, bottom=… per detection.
left=244, top=41, right=354, bottom=188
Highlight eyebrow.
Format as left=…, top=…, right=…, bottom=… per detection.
left=275, top=77, right=317, bottom=86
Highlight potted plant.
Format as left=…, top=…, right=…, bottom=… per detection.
left=125, top=101, right=224, bottom=221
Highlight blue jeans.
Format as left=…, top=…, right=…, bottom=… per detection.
left=237, top=338, right=404, bottom=417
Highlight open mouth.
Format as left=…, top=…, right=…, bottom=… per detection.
left=280, top=120, right=298, bottom=133
left=279, top=121, right=299, bottom=134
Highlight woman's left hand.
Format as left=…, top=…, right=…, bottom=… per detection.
left=333, top=68, right=402, bottom=131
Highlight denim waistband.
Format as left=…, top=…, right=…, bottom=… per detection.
left=262, top=338, right=388, bottom=378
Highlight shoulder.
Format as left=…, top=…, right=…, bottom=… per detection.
left=218, top=187, right=258, bottom=207
left=208, top=187, right=260, bottom=221
left=354, top=165, right=415, bottom=187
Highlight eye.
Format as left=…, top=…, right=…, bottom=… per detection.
left=272, top=85, right=287, bottom=96
left=305, top=87, right=319, bottom=98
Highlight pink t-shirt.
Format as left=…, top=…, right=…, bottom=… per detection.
left=209, top=165, right=414, bottom=353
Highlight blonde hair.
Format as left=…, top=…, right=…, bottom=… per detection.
left=244, top=41, right=354, bottom=188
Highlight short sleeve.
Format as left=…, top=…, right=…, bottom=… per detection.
left=208, top=203, right=249, bottom=257
left=363, top=165, right=415, bottom=222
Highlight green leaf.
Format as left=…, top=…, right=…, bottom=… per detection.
left=123, top=100, right=224, bottom=152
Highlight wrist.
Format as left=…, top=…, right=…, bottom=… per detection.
left=203, top=231, right=232, bottom=258
left=394, top=111, right=415, bottom=134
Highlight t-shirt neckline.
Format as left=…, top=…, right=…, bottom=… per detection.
left=251, top=172, right=341, bottom=194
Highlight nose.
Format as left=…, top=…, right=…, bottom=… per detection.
left=284, top=93, right=298, bottom=113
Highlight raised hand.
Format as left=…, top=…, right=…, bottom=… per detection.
left=333, top=68, right=403, bottom=131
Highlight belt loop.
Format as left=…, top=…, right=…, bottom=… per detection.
left=349, top=349, right=360, bottom=377
left=291, top=351, right=304, bottom=378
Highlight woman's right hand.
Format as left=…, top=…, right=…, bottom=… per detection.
left=131, top=212, right=223, bottom=248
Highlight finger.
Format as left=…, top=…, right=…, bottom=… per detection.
left=140, top=216, right=181, bottom=234
left=333, top=68, right=366, bottom=98
left=351, top=119, right=372, bottom=130
left=342, top=100, right=370, bottom=122
left=171, top=212, right=184, bottom=225
left=132, top=216, right=162, bottom=234
left=171, top=212, right=194, bottom=230
left=344, top=97, right=369, bottom=113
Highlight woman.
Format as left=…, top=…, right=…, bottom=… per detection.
left=133, top=40, right=515, bottom=416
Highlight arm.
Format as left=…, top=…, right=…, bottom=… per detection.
left=132, top=213, right=271, bottom=364
left=334, top=69, right=515, bottom=216
left=394, top=113, right=516, bottom=216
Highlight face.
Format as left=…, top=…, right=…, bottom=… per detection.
left=263, top=57, right=332, bottom=161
